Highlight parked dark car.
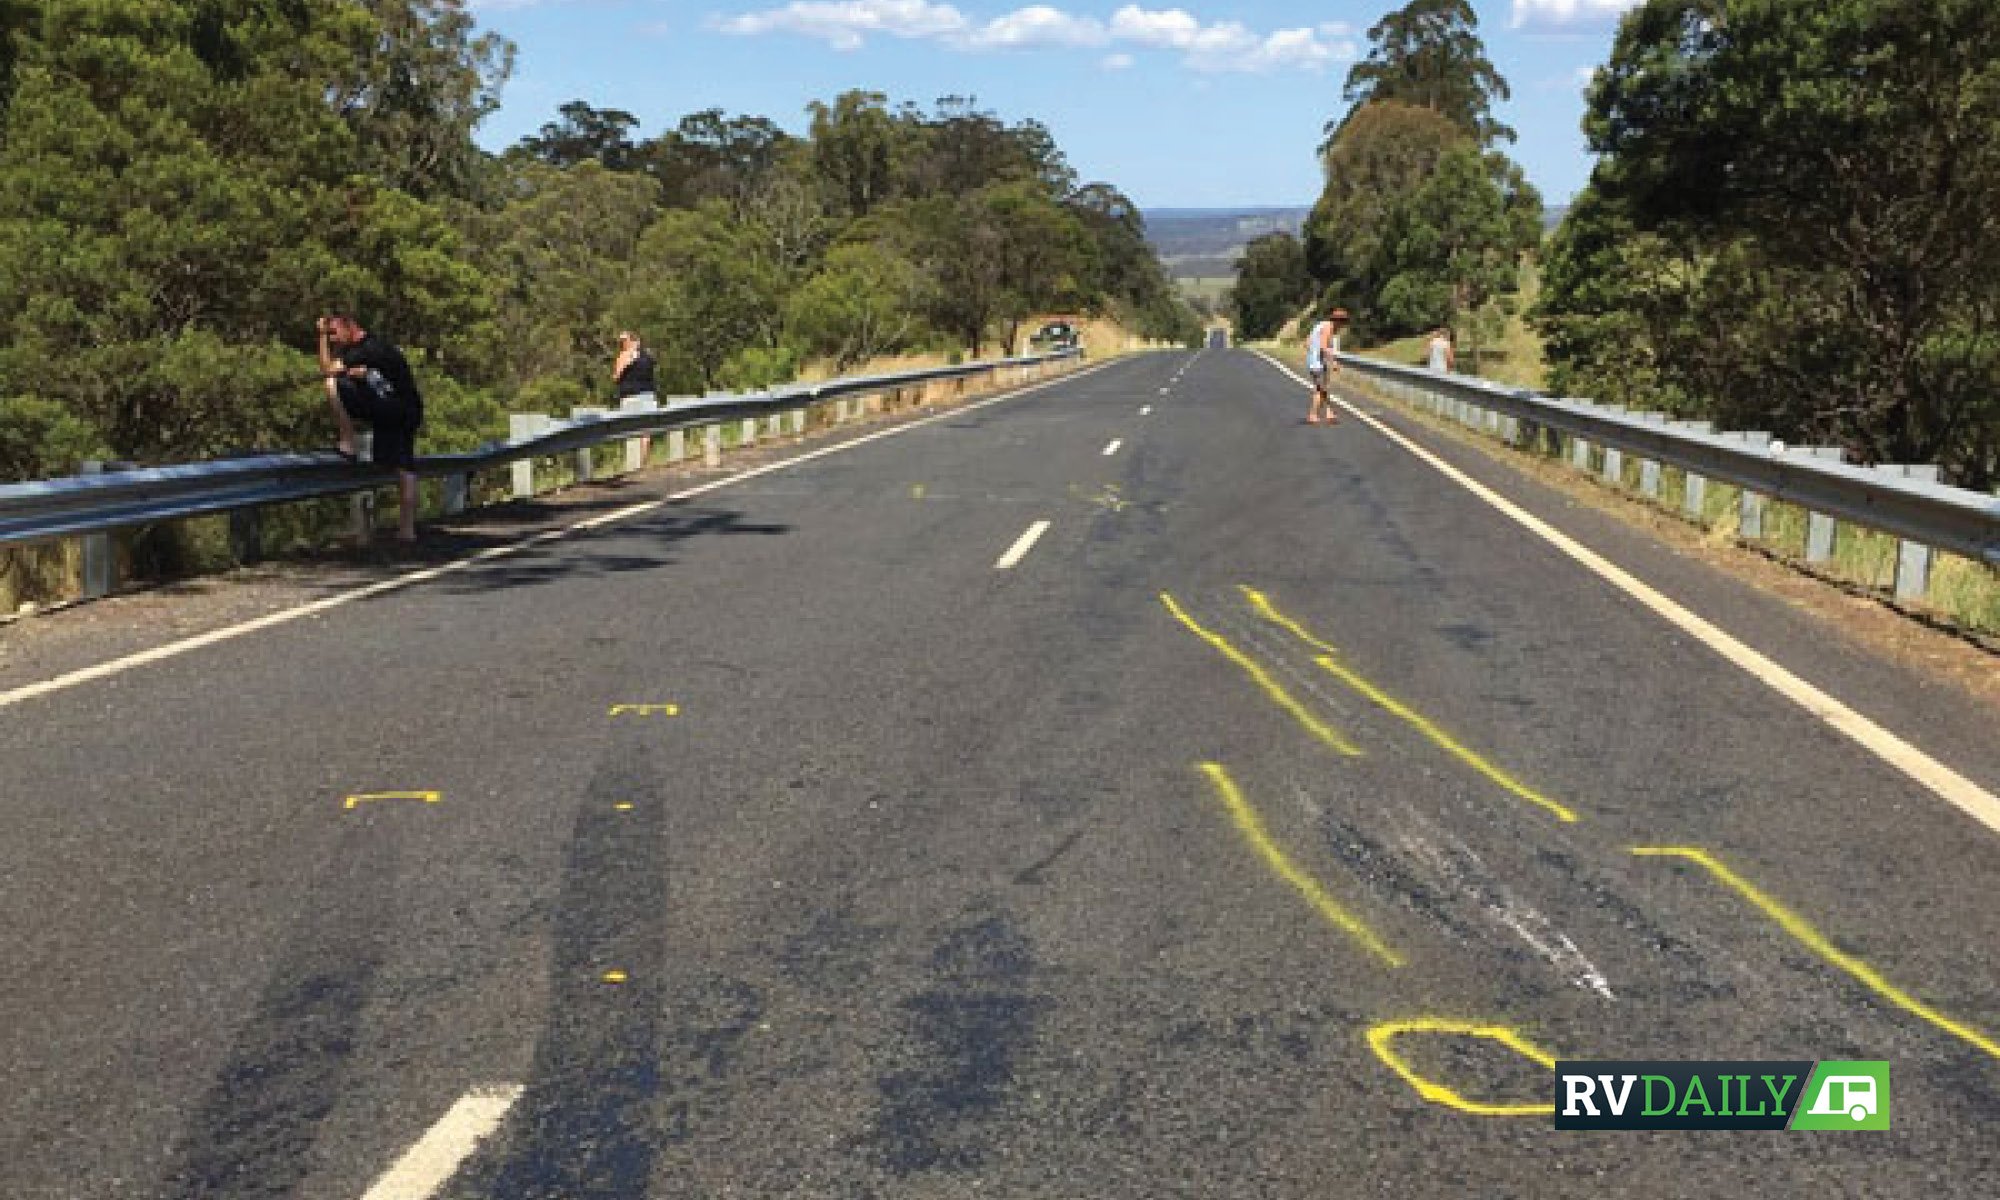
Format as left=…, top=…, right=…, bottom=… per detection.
left=1030, top=321, right=1079, bottom=351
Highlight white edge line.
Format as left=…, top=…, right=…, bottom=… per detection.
left=1, top=360, right=1119, bottom=711
left=994, top=519, right=1053, bottom=570
left=1102, top=439, right=1123, bottom=457
left=361, top=1084, right=523, bottom=1200
left=1253, top=351, right=2000, bottom=837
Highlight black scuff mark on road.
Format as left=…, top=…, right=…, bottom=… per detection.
left=1013, top=829, right=1085, bottom=886
left=456, top=751, right=669, bottom=1199
left=159, top=819, right=399, bottom=1200
left=873, top=910, right=1050, bottom=1174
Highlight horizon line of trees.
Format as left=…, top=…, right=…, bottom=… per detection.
left=0, top=1, right=1200, bottom=483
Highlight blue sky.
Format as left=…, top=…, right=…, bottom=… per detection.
left=467, top=1, right=1642, bottom=209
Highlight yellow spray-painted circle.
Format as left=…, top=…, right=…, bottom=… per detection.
left=1366, top=1018, right=1557, bottom=1117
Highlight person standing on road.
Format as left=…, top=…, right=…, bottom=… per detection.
left=1304, top=307, right=1348, bottom=425
left=318, top=312, right=424, bottom=544
left=1426, top=326, right=1456, bottom=374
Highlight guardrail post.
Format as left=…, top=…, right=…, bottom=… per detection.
left=79, top=461, right=115, bottom=597
left=571, top=407, right=606, bottom=482
left=1729, top=432, right=1772, bottom=538
left=618, top=396, right=659, bottom=473
left=741, top=416, right=758, bottom=447
left=510, top=413, right=550, bottom=499
left=1799, top=447, right=1845, bottom=563
left=1880, top=464, right=1943, bottom=600
left=667, top=428, right=685, bottom=464
left=704, top=424, right=722, bottom=468
left=791, top=408, right=806, bottom=436
left=1570, top=435, right=1591, bottom=472
left=442, top=472, right=469, bottom=517
left=1603, top=446, right=1624, bottom=488
left=229, top=507, right=261, bottom=564
left=350, top=431, right=375, bottom=546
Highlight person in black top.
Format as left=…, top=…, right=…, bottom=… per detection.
left=613, top=330, right=656, bottom=400
left=318, top=312, right=425, bottom=542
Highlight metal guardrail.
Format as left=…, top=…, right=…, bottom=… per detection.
left=1333, top=353, right=2000, bottom=589
left=0, top=350, right=1082, bottom=551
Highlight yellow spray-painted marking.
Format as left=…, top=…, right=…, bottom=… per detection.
left=1366, top=1018, right=1558, bottom=1117
left=1197, top=763, right=1402, bottom=966
left=1160, top=593, right=1362, bottom=757
left=910, top=483, right=927, bottom=499
left=614, top=802, right=635, bottom=812
left=343, top=790, right=441, bottom=811
left=1633, top=847, right=2000, bottom=1062
left=1238, top=586, right=1577, bottom=824
left=601, top=969, right=628, bottom=984
left=608, top=703, right=680, bottom=718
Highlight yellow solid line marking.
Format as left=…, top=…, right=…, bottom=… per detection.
left=608, top=703, right=679, bottom=717
left=343, top=790, right=441, bottom=811
left=1161, top=593, right=1362, bottom=757
left=614, top=802, right=635, bottom=812
left=602, top=969, right=628, bottom=984
left=0, top=360, right=1119, bottom=712
left=1633, top=846, right=2000, bottom=1062
left=1240, top=586, right=1578, bottom=824
left=1197, top=763, right=1403, bottom=966
left=1254, top=351, right=2000, bottom=839
left=1366, top=1018, right=1557, bottom=1117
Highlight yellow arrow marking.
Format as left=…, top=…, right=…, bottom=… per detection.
left=1366, top=1018, right=1558, bottom=1117
left=342, top=790, right=441, bottom=811
left=608, top=703, right=680, bottom=717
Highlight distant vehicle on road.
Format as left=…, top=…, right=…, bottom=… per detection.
left=1030, top=321, right=1080, bottom=352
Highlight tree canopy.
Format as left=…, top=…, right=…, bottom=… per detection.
left=0, top=7, right=1198, bottom=484
left=1299, top=3, right=1539, bottom=355
left=1537, top=0, right=2000, bottom=487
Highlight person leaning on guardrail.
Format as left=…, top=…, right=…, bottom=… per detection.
left=1426, top=327, right=1456, bottom=374
left=317, top=312, right=425, bottom=544
left=1305, top=307, right=1348, bottom=426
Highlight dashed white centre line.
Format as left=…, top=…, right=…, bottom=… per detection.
left=360, top=1085, right=523, bottom=1200
left=1102, top=439, right=1123, bottom=457
left=1140, top=405, right=1153, bottom=415
left=994, top=519, right=1053, bottom=570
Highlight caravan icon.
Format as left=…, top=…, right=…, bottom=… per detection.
left=1807, top=1075, right=1879, bottom=1122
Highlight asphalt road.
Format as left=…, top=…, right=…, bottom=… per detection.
left=4, top=349, right=1998, bottom=1198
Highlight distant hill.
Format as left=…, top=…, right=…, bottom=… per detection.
left=1145, top=207, right=1312, bottom=281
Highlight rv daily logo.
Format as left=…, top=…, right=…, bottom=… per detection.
left=1555, top=1061, right=1890, bottom=1131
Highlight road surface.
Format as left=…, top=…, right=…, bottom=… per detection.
left=4, top=349, right=1997, bottom=1197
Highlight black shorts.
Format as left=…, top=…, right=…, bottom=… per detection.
left=334, top=377, right=423, bottom=470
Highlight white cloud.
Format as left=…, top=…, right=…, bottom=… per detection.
left=713, top=1, right=970, bottom=51
left=966, top=5, right=1108, bottom=48
left=713, top=2, right=1355, bottom=71
left=1102, top=52, right=1136, bottom=70
left=1511, top=0, right=1643, bottom=28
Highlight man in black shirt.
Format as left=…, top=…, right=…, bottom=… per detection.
left=318, top=312, right=425, bottom=542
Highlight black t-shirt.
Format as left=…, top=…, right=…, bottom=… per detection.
left=339, top=332, right=423, bottom=414
left=616, top=349, right=656, bottom=398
